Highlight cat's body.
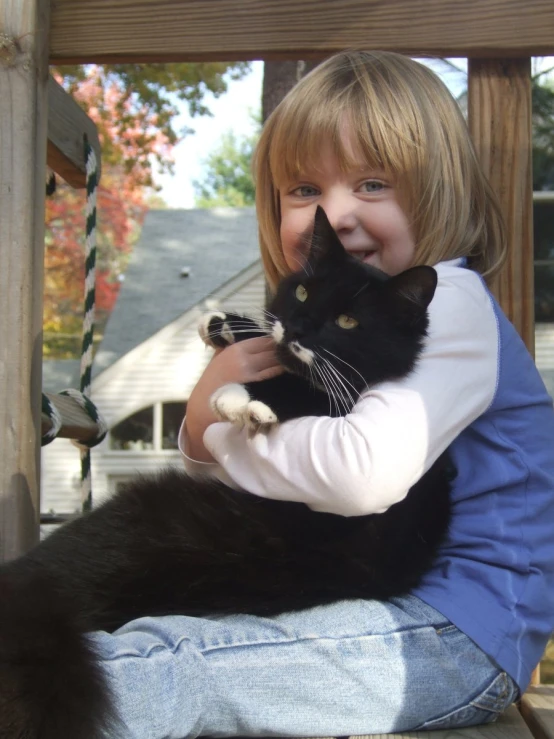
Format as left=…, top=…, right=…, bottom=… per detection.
left=0, top=209, right=452, bottom=739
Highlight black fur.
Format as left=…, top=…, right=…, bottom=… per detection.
left=0, top=208, right=452, bottom=739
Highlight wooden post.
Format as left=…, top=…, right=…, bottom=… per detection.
left=467, top=58, right=534, bottom=354
left=0, top=0, right=50, bottom=562
left=468, top=58, right=540, bottom=684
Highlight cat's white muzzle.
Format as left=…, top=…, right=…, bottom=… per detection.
left=289, top=341, right=314, bottom=366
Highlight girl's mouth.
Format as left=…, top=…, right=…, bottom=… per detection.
left=349, top=250, right=376, bottom=263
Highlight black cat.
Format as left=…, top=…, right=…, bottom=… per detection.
left=0, top=208, right=452, bottom=739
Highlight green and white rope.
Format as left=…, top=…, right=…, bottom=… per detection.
left=41, top=394, right=63, bottom=446
left=41, top=139, right=107, bottom=513
left=77, top=135, right=100, bottom=512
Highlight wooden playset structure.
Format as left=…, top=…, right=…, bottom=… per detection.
left=1, top=1, right=554, bottom=736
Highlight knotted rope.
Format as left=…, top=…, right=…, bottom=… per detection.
left=41, top=136, right=107, bottom=513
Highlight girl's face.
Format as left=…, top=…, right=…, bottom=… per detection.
left=278, top=130, right=416, bottom=276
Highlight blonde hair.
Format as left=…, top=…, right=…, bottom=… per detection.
left=254, top=50, right=506, bottom=292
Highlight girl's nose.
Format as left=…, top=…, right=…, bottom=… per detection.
left=321, top=195, right=358, bottom=234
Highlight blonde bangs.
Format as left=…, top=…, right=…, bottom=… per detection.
left=265, top=61, right=425, bottom=193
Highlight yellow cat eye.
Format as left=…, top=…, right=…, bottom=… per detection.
left=336, top=314, right=359, bottom=329
left=295, top=284, right=308, bottom=302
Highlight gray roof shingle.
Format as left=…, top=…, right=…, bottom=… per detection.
left=42, top=359, right=81, bottom=392
left=93, top=207, right=260, bottom=376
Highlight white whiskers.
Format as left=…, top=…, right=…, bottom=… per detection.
left=321, top=347, right=368, bottom=390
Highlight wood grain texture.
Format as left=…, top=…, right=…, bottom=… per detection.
left=520, top=686, right=554, bottom=739
left=0, top=0, right=50, bottom=562
left=41, top=392, right=101, bottom=443
left=49, top=0, right=554, bottom=63
left=468, top=58, right=534, bottom=354
left=47, top=76, right=101, bottom=188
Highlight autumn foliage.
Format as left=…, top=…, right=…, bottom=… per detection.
left=44, top=68, right=164, bottom=355
left=44, top=62, right=249, bottom=357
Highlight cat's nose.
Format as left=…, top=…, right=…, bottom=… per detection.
left=287, top=324, right=309, bottom=341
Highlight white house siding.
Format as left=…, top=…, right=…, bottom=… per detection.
left=41, top=439, right=83, bottom=515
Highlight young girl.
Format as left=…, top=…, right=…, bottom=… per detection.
left=93, top=51, right=554, bottom=737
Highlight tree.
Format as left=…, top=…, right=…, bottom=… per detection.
left=54, top=63, right=250, bottom=187
left=531, top=66, right=554, bottom=190
left=44, top=62, right=250, bottom=357
left=193, top=129, right=258, bottom=207
left=262, top=61, right=319, bottom=122
left=193, top=61, right=320, bottom=209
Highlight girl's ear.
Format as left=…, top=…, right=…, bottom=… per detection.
left=385, top=266, right=438, bottom=321
left=308, top=206, right=346, bottom=264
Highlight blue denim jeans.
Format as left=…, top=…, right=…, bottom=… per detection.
left=91, top=595, right=519, bottom=739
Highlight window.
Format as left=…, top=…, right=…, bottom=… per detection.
left=162, top=402, right=186, bottom=450
left=110, top=406, right=154, bottom=450
left=109, top=401, right=187, bottom=451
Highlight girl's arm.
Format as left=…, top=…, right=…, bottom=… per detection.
left=190, top=264, right=499, bottom=517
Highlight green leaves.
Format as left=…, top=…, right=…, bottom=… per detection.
left=193, top=127, right=258, bottom=207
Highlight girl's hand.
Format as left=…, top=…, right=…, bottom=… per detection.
left=184, top=337, right=284, bottom=462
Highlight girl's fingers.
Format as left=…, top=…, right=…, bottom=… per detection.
left=222, top=338, right=283, bottom=377
left=238, top=336, right=277, bottom=355
left=256, top=363, right=285, bottom=381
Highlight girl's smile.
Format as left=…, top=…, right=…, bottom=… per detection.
left=279, top=133, right=416, bottom=276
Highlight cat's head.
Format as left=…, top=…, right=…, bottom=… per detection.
left=266, top=207, right=437, bottom=399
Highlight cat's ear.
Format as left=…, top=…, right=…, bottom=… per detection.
left=385, top=266, right=438, bottom=322
left=307, top=206, right=346, bottom=264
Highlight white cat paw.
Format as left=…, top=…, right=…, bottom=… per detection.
left=210, top=384, right=251, bottom=424
left=244, top=400, right=278, bottom=431
left=210, top=386, right=278, bottom=431
left=198, top=312, right=235, bottom=348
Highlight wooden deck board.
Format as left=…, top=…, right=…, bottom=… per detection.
left=520, top=686, right=554, bottom=739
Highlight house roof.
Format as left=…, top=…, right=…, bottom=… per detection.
left=42, top=359, right=81, bottom=392
left=93, top=207, right=260, bottom=377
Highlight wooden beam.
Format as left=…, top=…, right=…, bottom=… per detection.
left=41, top=391, right=101, bottom=443
left=468, top=58, right=534, bottom=354
left=49, top=0, right=554, bottom=64
left=47, top=76, right=101, bottom=188
left=0, top=0, right=50, bottom=563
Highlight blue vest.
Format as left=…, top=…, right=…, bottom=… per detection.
left=414, top=292, right=554, bottom=692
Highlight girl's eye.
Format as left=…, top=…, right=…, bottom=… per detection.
left=295, top=284, right=308, bottom=302
left=292, top=185, right=319, bottom=197
left=336, top=314, right=359, bottom=329
left=360, top=180, right=385, bottom=193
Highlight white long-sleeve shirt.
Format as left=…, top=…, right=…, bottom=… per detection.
left=180, top=259, right=497, bottom=516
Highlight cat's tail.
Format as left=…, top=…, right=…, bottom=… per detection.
left=0, top=563, right=117, bottom=739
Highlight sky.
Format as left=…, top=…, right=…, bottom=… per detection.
left=154, top=57, right=552, bottom=209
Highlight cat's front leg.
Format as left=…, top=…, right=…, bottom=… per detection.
left=210, top=383, right=278, bottom=432
left=198, top=311, right=263, bottom=349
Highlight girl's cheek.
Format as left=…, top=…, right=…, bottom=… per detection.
left=280, top=225, right=308, bottom=272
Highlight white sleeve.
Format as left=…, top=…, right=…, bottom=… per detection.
left=202, top=264, right=499, bottom=516
left=178, top=418, right=242, bottom=489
